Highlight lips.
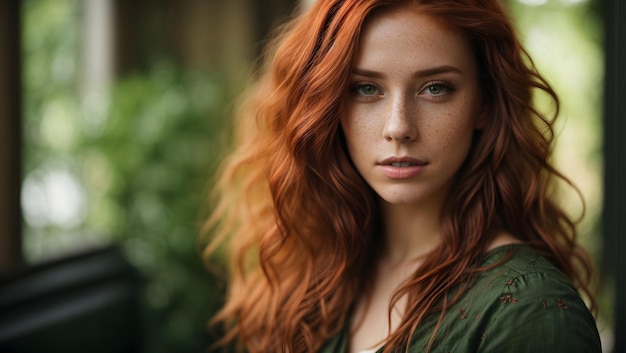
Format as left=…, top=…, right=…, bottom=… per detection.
left=378, top=156, right=427, bottom=179
left=379, top=156, right=427, bottom=166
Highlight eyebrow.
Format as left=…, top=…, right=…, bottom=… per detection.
left=351, top=65, right=463, bottom=78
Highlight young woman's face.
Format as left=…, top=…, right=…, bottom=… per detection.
left=341, top=8, right=485, bottom=209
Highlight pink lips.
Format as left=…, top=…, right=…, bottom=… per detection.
left=378, top=156, right=427, bottom=179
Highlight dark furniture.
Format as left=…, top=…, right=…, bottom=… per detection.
left=0, top=246, right=142, bottom=353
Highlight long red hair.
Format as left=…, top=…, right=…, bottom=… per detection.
left=203, top=0, right=596, bottom=352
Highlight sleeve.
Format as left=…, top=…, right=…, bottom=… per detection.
left=476, top=271, right=601, bottom=353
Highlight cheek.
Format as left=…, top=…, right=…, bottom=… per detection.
left=340, top=116, right=361, bottom=160
left=341, top=111, right=378, bottom=148
left=343, top=126, right=367, bottom=163
left=429, top=112, right=475, bottom=154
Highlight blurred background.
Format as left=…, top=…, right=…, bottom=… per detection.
left=0, top=0, right=622, bottom=352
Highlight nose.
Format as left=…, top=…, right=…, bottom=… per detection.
left=383, top=94, right=417, bottom=142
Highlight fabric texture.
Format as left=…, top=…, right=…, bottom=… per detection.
left=320, top=244, right=601, bottom=353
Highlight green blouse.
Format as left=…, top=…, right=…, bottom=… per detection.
left=320, top=244, right=601, bottom=353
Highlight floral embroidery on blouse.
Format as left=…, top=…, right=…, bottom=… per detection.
left=498, top=294, right=518, bottom=304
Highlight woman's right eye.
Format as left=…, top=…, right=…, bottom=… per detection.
left=351, top=83, right=382, bottom=100
left=357, top=84, right=379, bottom=96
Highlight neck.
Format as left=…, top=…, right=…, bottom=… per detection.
left=379, top=200, right=443, bottom=266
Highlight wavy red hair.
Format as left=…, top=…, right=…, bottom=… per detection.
left=203, top=0, right=596, bottom=352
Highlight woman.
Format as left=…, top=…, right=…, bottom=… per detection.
left=204, top=0, right=601, bottom=352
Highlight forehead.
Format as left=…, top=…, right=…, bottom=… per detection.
left=353, top=8, right=476, bottom=74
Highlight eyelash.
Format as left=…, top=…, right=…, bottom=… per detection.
left=349, top=81, right=456, bottom=102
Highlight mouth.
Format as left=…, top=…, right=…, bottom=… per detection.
left=377, top=157, right=428, bottom=179
left=389, top=161, right=417, bottom=167
left=379, top=157, right=427, bottom=166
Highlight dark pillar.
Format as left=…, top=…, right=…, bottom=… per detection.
left=603, top=0, right=626, bottom=351
left=251, top=0, right=298, bottom=58
left=112, top=0, right=145, bottom=76
left=0, top=1, right=23, bottom=271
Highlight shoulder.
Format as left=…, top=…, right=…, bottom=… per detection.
left=477, top=243, right=582, bottom=299
left=465, top=244, right=601, bottom=352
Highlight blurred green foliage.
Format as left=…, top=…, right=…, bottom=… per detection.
left=22, top=0, right=231, bottom=351
left=85, top=63, right=229, bottom=352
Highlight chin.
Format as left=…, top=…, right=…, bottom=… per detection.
left=373, top=184, right=446, bottom=210
left=376, top=192, right=425, bottom=206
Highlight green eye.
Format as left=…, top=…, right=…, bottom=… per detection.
left=427, top=85, right=443, bottom=95
left=423, top=83, right=455, bottom=96
left=358, top=84, right=378, bottom=95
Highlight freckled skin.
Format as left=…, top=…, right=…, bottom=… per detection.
left=343, top=11, right=490, bottom=350
left=341, top=8, right=486, bottom=211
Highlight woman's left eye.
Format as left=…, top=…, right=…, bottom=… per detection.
left=421, top=82, right=455, bottom=96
